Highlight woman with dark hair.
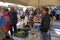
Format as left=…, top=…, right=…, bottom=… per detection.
left=1, top=8, right=11, bottom=40
left=40, top=7, right=51, bottom=40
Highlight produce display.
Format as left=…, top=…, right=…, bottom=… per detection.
left=17, top=31, right=25, bottom=36
left=15, top=30, right=28, bottom=38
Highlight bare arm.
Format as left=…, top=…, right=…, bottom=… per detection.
left=5, top=16, right=10, bottom=22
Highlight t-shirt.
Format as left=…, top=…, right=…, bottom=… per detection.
left=8, top=11, right=18, bottom=25
left=0, top=17, right=6, bottom=40
left=20, top=10, right=24, bottom=16
left=1, top=16, right=6, bottom=26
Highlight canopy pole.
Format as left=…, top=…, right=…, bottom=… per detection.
left=38, top=0, right=39, bottom=14
left=38, top=0, right=39, bottom=7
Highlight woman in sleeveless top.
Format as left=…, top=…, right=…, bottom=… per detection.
left=1, top=8, right=10, bottom=40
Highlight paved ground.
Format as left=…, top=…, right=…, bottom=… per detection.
left=51, top=20, right=60, bottom=40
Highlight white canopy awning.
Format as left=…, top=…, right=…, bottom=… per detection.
left=0, top=2, right=25, bottom=8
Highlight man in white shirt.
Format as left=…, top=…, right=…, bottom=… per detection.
left=19, top=9, right=25, bottom=16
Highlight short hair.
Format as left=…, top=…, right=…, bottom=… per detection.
left=42, top=7, right=49, bottom=12
left=10, top=7, right=15, bottom=11
left=6, top=9, right=9, bottom=12
left=10, top=7, right=15, bottom=10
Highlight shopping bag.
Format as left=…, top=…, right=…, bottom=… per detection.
left=34, top=25, right=41, bottom=30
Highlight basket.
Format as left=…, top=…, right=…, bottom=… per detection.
left=15, top=29, right=28, bottom=38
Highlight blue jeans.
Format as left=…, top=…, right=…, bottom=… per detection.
left=41, top=32, right=49, bottom=40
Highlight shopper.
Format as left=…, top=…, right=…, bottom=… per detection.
left=0, top=9, right=5, bottom=40
left=8, top=7, right=18, bottom=35
left=40, top=7, right=51, bottom=40
left=19, top=9, right=25, bottom=16
left=1, top=8, right=10, bottom=40
left=50, top=10, right=55, bottom=28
